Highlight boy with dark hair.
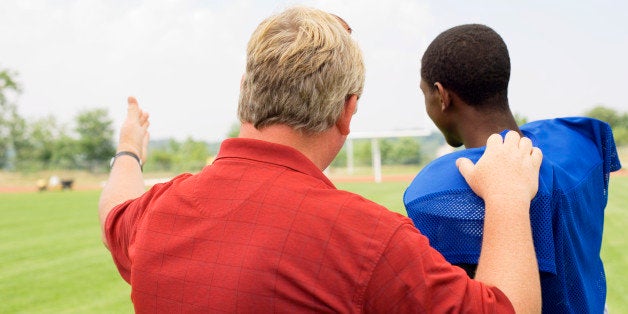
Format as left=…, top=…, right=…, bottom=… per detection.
left=405, top=23, right=622, bottom=313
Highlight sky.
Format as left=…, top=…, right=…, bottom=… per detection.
left=1, top=0, right=627, bottom=141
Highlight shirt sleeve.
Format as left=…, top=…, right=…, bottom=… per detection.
left=105, top=192, right=152, bottom=283
left=362, top=223, right=514, bottom=313
left=105, top=174, right=192, bottom=283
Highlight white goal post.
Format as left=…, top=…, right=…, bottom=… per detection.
left=343, top=129, right=431, bottom=182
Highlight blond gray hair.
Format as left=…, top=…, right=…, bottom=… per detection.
left=238, top=6, right=365, bottom=133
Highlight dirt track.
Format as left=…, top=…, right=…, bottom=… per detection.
left=2, top=170, right=625, bottom=194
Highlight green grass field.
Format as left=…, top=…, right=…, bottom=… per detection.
left=1, top=177, right=626, bottom=312
left=0, top=190, right=133, bottom=313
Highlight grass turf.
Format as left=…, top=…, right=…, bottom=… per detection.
left=0, top=190, right=133, bottom=313
left=600, top=176, right=628, bottom=312
left=0, top=177, right=625, bottom=312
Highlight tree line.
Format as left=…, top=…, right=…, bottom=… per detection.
left=1, top=69, right=115, bottom=171
left=1, top=68, right=626, bottom=173
left=584, top=106, right=628, bottom=146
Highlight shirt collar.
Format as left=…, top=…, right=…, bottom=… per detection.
left=215, top=138, right=336, bottom=189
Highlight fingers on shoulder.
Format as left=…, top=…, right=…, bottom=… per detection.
left=503, top=130, right=521, bottom=145
left=531, top=147, right=543, bottom=166
left=486, top=133, right=504, bottom=146
left=456, top=157, right=475, bottom=178
left=518, top=136, right=533, bottom=151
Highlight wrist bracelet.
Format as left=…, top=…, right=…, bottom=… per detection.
left=110, top=151, right=143, bottom=171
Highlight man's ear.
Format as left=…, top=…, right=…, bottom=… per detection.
left=336, top=94, right=358, bottom=136
left=434, top=82, right=451, bottom=111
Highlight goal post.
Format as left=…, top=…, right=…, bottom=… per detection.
left=344, top=129, right=430, bottom=182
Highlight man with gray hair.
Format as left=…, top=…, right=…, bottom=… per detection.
left=99, top=6, right=541, bottom=312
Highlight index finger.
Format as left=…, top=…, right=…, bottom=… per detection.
left=127, top=96, right=140, bottom=119
left=127, top=96, right=138, bottom=105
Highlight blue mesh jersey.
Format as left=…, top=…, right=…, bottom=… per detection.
left=404, top=117, right=622, bottom=313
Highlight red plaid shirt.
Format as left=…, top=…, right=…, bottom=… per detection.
left=106, top=138, right=513, bottom=313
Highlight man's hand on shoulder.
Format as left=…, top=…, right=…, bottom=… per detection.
left=457, top=130, right=543, bottom=313
left=456, top=131, right=542, bottom=205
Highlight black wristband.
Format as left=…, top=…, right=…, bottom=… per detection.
left=110, top=151, right=143, bottom=171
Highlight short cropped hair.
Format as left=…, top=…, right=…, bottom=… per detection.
left=421, top=24, right=510, bottom=110
left=238, top=6, right=365, bottom=133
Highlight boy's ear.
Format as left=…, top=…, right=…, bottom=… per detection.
left=434, top=82, right=451, bottom=111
